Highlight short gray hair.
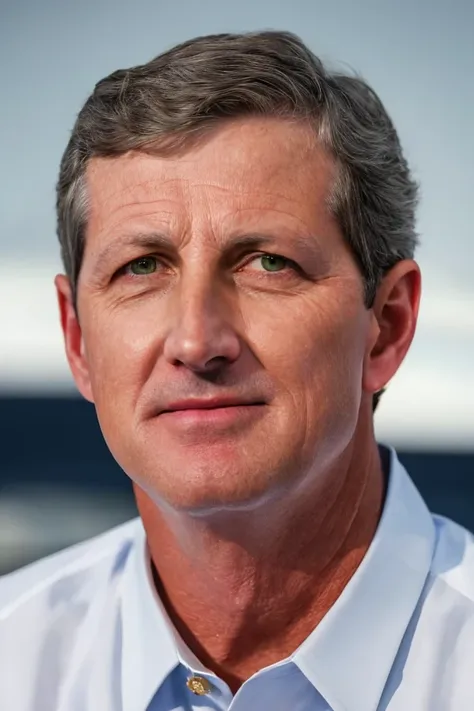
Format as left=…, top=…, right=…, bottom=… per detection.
left=56, top=29, right=419, bottom=311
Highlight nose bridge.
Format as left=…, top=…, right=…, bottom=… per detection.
left=163, top=255, right=240, bottom=370
left=179, top=262, right=220, bottom=332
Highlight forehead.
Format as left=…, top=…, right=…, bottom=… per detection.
left=85, top=117, right=337, bottom=240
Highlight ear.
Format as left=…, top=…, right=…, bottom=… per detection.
left=363, top=260, right=421, bottom=397
left=54, top=275, right=94, bottom=403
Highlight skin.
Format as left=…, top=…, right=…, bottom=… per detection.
left=56, top=117, right=421, bottom=692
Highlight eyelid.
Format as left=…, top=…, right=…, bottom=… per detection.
left=238, top=251, right=301, bottom=272
left=114, top=250, right=301, bottom=280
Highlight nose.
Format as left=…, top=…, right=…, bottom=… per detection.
left=163, top=280, right=241, bottom=374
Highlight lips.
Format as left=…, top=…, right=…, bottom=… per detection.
left=155, top=400, right=266, bottom=436
left=160, top=397, right=264, bottom=414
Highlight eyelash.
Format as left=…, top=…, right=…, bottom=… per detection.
left=240, top=253, right=300, bottom=275
left=118, top=252, right=302, bottom=279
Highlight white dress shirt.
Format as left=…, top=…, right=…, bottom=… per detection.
left=1, top=446, right=474, bottom=711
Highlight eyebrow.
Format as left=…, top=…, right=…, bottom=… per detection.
left=91, top=229, right=323, bottom=271
left=92, top=232, right=174, bottom=266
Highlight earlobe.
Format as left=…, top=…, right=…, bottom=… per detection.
left=54, top=275, right=94, bottom=403
left=363, top=260, right=421, bottom=397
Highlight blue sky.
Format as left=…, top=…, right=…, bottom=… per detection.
left=1, top=0, right=473, bottom=448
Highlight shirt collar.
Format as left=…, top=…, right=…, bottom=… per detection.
left=120, top=515, right=213, bottom=711
left=120, top=446, right=436, bottom=711
left=293, top=446, right=436, bottom=711
left=120, top=520, right=179, bottom=711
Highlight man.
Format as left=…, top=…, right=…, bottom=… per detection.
left=1, top=30, right=473, bottom=711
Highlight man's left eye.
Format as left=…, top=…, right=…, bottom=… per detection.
left=125, top=256, right=158, bottom=276
left=249, top=254, right=295, bottom=273
left=259, top=254, right=287, bottom=272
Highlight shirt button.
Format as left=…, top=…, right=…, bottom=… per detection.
left=186, top=675, right=212, bottom=695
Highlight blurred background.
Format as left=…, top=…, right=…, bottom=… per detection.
left=1, top=0, right=473, bottom=575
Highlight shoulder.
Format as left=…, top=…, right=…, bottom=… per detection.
left=0, top=517, right=142, bottom=618
left=0, top=518, right=143, bottom=707
left=431, top=513, right=474, bottom=602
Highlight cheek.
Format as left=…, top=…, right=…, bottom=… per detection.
left=81, top=303, right=160, bottom=410
left=246, top=296, right=368, bottom=431
left=247, top=295, right=366, bottom=382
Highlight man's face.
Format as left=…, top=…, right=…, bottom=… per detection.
left=62, top=118, right=376, bottom=512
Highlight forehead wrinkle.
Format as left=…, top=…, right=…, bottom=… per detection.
left=228, top=204, right=321, bottom=233
left=87, top=138, right=334, bottom=221
left=87, top=159, right=189, bottom=209
left=181, top=159, right=336, bottom=216
left=98, top=209, right=178, bottom=242
left=84, top=123, right=338, bottom=259
left=90, top=184, right=188, bottom=220
left=86, top=178, right=189, bottom=246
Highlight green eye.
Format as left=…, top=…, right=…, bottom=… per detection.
left=129, top=256, right=157, bottom=275
left=260, top=254, right=287, bottom=272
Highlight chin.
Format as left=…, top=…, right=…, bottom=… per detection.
left=136, top=462, right=287, bottom=517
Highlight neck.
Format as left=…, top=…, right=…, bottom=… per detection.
left=134, top=437, right=385, bottom=693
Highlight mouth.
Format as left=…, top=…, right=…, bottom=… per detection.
left=157, top=401, right=266, bottom=431
left=160, top=398, right=266, bottom=415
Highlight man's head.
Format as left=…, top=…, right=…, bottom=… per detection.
left=55, top=31, right=420, bottom=512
